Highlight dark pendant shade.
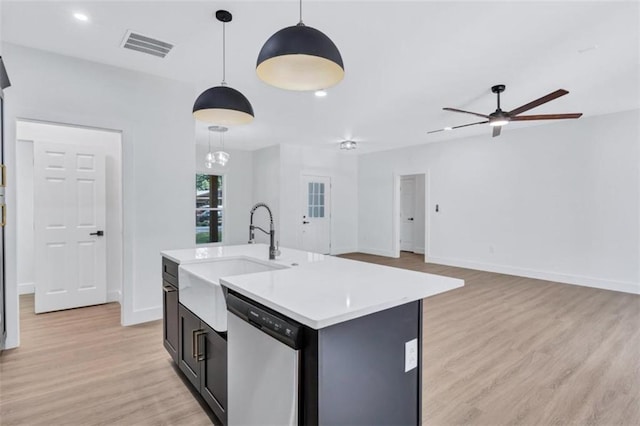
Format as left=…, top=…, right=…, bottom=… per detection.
left=0, top=57, right=10, bottom=90
left=256, top=24, right=344, bottom=91
left=193, top=85, right=254, bottom=125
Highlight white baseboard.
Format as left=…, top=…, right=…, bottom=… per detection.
left=18, top=282, right=34, bottom=295
left=426, top=256, right=640, bottom=295
left=123, top=305, right=162, bottom=326
left=107, top=290, right=122, bottom=303
left=19, top=284, right=125, bottom=301
left=414, top=247, right=425, bottom=254
left=358, top=247, right=399, bottom=258
left=331, top=246, right=359, bottom=255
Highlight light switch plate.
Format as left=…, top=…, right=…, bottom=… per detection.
left=405, top=338, right=418, bottom=372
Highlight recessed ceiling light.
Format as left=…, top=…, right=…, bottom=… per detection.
left=73, top=12, right=89, bottom=22
left=314, top=89, right=327, bottom=98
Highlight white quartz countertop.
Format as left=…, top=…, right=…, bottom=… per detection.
left=161, top=244, right=463, bottom=329
left=162, top=244, right=326, bottom=267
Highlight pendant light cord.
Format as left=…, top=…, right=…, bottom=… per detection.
left=221, top=22, right=227, bottom=85
left=208, top=129, right=212, bottom=153
left=298, top=0, right=304, bottom=25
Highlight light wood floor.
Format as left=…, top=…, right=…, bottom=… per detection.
left=341, top=252, right=640, bottom=426
left=1, top=253, right=638, bottom=425
left=0, top=294, right=215, bottom=425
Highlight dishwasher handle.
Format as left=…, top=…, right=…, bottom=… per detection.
left=227, top=291, right=303, bottom=350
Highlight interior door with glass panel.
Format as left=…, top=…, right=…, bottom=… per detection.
left=33, top=142, right=107, bottom=313
left=300, top=175, right=331, bottom=254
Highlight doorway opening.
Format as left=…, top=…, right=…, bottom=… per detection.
left=393, top=172, right=429, bottom=259
left=16, top=120, right=123, bottom=317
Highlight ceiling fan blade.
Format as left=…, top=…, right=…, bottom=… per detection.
left=492, top=126, right=502, bottom=137
left=427, top=120, right=489, bottom=134
left=510, top=113, right=583, bottom=121
left=452, top=120, right=489, bottom=129
left=443, top=108, right=490, bottom=119
left=508, top=89, right=569, bottom=116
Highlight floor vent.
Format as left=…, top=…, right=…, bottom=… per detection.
left=121, top=30, right=173, bottom=58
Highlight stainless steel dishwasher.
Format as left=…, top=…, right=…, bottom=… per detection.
left=226, top=292, right=303, bottom=426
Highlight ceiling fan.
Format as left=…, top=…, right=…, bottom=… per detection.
left=428, top=85, right=583, bottom=137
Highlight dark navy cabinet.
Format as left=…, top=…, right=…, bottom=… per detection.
left=162, top=257, right=227, bottom=426
left=178, top=303, right=228, bottom=425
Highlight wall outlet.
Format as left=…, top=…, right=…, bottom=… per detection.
left=405, top=338, right=418, bottom=372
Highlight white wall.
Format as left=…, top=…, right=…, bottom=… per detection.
left=249, top=144, right=359, bottom=255
left=3, top=43, right=195, bottom=347
left=359, top=110, right=640, bottom=294
left=16, top=122, right=123, bottom=303
left=16, top=140, right=34, bottom=294
left=279, top=144, right=358, bottom=254
left=195, top=145, right=253, bottom=245
left=251, top=145, right=281, bottom=245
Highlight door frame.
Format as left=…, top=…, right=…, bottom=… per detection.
left=399, top=175, right=417, bottom=253
left=392, top=170, right=430, bottom=260
left=15, top=118, right=123, bottom=316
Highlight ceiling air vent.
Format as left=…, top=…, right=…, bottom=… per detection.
left=121, top=30, right=173, bottom=58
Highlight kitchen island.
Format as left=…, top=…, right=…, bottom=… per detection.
left=161, top=244, right=463, bottom=425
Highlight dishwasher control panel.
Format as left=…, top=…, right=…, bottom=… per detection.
left=247, top=307, right=299, bottom=339
left=227, top=291, right=302, bottom=349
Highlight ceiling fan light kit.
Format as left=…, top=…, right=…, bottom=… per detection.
left=429, top=84, right=583, bottom=137
left=193, top=10, right=254, bottom=126
left=487, top=85, right=509, bottom=127
left=256, top=0, right=344, bottom=91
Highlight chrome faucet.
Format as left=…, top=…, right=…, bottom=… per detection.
left=248, top=202, right=278, bottom=260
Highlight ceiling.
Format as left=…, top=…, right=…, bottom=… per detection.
left=2, top=1, right=639, bottom=153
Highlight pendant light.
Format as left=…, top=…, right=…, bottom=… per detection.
left=256, top=0, right=344, bottom=91
left=205, top=126, right=230, bottom=168
left=194, top=10, right=254, bottom=125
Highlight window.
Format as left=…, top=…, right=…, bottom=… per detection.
left=307, top=182, right=325, bottom=218
left=195, top=174, right=223, bottom=244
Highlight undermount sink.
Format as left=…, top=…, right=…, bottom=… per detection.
left=178, top=258, right=287, bottom=332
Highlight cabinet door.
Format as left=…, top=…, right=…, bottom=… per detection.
left=178, top=304, right=203, bottom=389
left=163, top=280, right=178, bottom=362
left=201, top=323, right=228, bottom=425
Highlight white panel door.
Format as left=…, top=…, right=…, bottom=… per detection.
left=300, top=175, right=331, bottom=254
left=34, top=142, right=107, bottom=313
left=400, top=177, right=416, bottom=252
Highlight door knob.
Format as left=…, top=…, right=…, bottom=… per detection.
left=302, top=221, right=310, bottom=224
left=408, top=218, right=414, bottom=221
left=90, top=230, right=104, bottom=236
